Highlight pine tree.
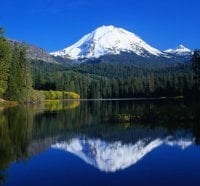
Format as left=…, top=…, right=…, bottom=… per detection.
left=5, top=44, right=21, bottom=100
left=0, top=28, right=11, bottom=97
left=18, top=43, right=33, bottom=102
left=6, top=43, right=33, bottom=102
left=192, top=50, right=200, bottom=87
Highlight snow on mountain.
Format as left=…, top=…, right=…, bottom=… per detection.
left=51, top=137, right=193, bottom=172
left=50, top=25, right=163, bottom=60
left=165, top=138, right=193, bottom=150
left=164, top=44, right=192, bottom=56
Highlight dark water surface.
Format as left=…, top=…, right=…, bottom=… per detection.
left=0, top=100, right=200, bottom=186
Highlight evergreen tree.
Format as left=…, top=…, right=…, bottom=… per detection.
left=192, top=50, right=200, bottom=87
left=0, top=27, right=11, bottom=97
left=30, top=58, right=195, bottom=99
left=6, top=44, right=33, bottom=102
left=18, top=43, right=33, bottom=102
left=5, top=44, right=21, bottom=100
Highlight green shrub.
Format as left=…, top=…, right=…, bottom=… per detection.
left=39, top=90, right=80, bottom=100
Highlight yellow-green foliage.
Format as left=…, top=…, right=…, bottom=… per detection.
left=0, top=99, right=17, bottom=107
left=63, top=92, right=80, bottom=99
left=30, top=90, right=44, bottom=103
left=44, top=100, right=80, bottom=111
left=40, top=90, right=80, bottom=100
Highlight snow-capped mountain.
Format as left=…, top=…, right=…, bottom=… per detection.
left=164, top=44, right=192, bottom=56
left=52, top=136, right=193, bottom=172
left=50, top=25, right=163, bottom=60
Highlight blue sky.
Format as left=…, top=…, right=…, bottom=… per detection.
left=0, top=0, right=199, bottom=52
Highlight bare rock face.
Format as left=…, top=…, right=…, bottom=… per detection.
left=9, top=39, right=57, bottom=63
left=26, top=44, right=57, bottom=63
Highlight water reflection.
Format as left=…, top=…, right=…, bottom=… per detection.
left=0, top=100, right=200, bottom=183
left=52, top=133, right=193, bottom=172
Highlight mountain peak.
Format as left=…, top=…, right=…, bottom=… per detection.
left=52, top=137, right=193, bottom=172
left=176, top=44, right=191, bottom=51
left=164, top=44, right=192, bottom=55
left=50, top=25, right=162, bottom=60
left=95, top=25, right=116, bottom=31
left=177, top=44, right=186, bottom=49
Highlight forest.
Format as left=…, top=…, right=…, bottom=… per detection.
left=31, top=58, right=200, bottom=99
left=0, top=27, right=200, bottom=102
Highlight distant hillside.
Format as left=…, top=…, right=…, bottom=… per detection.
left=8, top=39, right=57, bottom=63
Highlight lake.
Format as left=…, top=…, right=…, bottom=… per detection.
left=0, top=100, right=200, bottom=186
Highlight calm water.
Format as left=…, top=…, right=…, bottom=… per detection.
left=0, top=100, right=200, bottom=186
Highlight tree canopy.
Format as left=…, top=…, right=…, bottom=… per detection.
left=192, top=50, right=200, bottom=86
left=0, top=27, right=33, bottom=102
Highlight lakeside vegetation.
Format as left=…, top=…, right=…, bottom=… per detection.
left=32, top=53, right=200, bottom=99
left=0, top=27, right=80, bottom=104
left=0, top=99, right=17, bottom=108
left=40, top=90, right=80, bottom=100
left=0, top=26, right=200, bottom=104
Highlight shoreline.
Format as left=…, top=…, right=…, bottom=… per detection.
left=0, top=96, right=184, bottom=108
left=0, top=99, right=18, bottom=108
left=50, top=96, right=184, bottom=101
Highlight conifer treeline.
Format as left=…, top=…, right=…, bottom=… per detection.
left=1, top=26, right=200, bottom=101
left=192, top=50, right=200, bottom=88
left=0, top=28, right=11, bottom=97
left=0, top=28, right=33, bottom=102
left=31, top=60, right=198, bottom=99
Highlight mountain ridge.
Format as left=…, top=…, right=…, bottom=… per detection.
left=50, top=25, right=163, bottom=59
left=164, top=44, right=192, bottom=56
left=8, top=39, right=58, bottom=63
left=50, top=25, right=192, bottom=64
left=52, top=136, right=193, bottom=172
left=7, top=26, right=193, bottom=67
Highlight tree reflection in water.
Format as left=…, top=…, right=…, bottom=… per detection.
left=0, top=100, right=200, bottom=182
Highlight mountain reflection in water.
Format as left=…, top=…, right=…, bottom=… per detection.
left=0, top=100, right=200, bottom=185
left=52, top=134, right=193, bottom=172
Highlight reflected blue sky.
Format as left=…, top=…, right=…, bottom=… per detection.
left=5, top=143, right=200, bottom=186
left=1, top=100, right=200, bottom=185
